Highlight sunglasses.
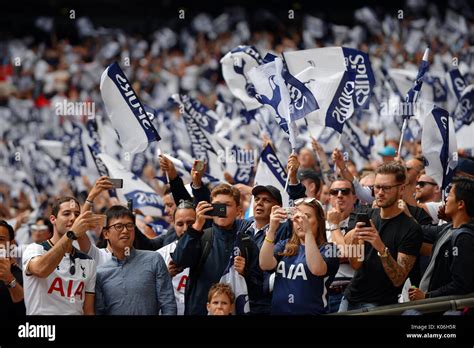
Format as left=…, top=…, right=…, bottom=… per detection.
left=416, top=181, right=437, bottom=188
left=294, top=197, right=324, bottom=209
left=329, top=188, right=353, bottom=196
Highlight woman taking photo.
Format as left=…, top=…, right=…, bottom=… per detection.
left=260, top=197, right=339, bottom=315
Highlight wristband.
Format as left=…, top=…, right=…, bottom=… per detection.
left=264, top=236, right=274, bottom=244
left=86, top=199, right=94, bottom=205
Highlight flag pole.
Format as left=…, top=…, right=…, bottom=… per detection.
left=156, top=147, right=170, bottom=184
left=284, top=122, right=297, bottom=193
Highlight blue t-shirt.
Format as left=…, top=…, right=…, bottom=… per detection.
left=271, top=240, right=339, bottom=315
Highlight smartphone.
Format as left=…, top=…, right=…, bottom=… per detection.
left=93, top=214, right=107, bottom=227
left=195, top=160, right=204, bottom=172
left=208, top=203, right=227, bottom=217
left=356, top=213, right=371, bottom=228
left=109, top=178, right=123, bottom=188
left=283, top=207, right=296, bottom=219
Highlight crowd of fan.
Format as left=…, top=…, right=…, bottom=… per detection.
left=1, top=1, right=474, bottom=316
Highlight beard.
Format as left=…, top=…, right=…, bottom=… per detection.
left=376, top=194, right=398, bottom=208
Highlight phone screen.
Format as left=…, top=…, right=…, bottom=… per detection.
left=356, top=213, right=371, bottom=228
left=93, top=214, right=107, bottom=227
left=109, top=178, right=123, bottom=188
left=195, top=161, right=204, bottom=172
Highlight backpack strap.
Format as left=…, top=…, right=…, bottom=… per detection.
left=196, top=229, right=214, bottom=275
left=184, top=228, right=214, bottom=309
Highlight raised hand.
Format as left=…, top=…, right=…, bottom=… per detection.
left=87, top=176, right=114, bottom=202
left=159, top=154, right=178, bottom=181
left=287, top=154, right=300, bottom=184
left=192, top=201, right=214, bottom=231
left=70, top=211, right=105, bottom=238
left=191, top=160, right=207, bottom=187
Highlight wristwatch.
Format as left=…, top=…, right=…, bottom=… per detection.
left=66, top=230, right=77, bottom=241
left=7, top=278, right=17, bottom=288
left=377, top=247, right=389, bottom=258
left=328, top=223, right=340, bottom=231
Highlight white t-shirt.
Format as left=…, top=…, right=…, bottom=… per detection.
left=424, top=201, right=443, bottom=225
left=86, top=243, right=112, bottom=268
left=22, top=240, right=96, bottom=315
left=326, top=217, right=354, bottom=279
left=157, top=241, right=188, bottom=315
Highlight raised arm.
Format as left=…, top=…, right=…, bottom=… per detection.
left=190, top=160, right=211, bottom=205
left=171, top=201, right=213, bottom=268
left=27, top=212, right=102, bottom=278
left=78, top=176, right=114, bottom=254
left=311, top=137, right=335, bottom=185
left=332, top=148, right=355, bottom=182
left=259, top=206, right=285, bottom=271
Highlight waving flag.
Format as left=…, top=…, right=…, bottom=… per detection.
left=170, top=94, right=225, bottom=181
left=248, top=56, right=318, bottom=148
left=453, top=85, right=474, bottom=129
left=446, top=68, right=467, bottom=101
left=100, top=62, right=161, bottom=154
left=221, top=45, right=265, bottom=111
left=63, top=122, right=87, bottom=178
left=342, top=120, right=374, bottom=160
left=283, top=47, right=374, bottom=133
left=215, top=135, right=256, bottom=185
left=421, top=106, right=458, bottom=198
left=87, top=145, right=117, bottom=198
left=219, top=232, right=251, bottom=315
left=253, top=144, right=289, bottom=207
left=99, top=153, right=165, bottom=216
left=404, top=48, right=430, bottom=119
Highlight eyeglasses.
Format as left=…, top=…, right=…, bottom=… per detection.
left=374, top=183, right=403, bottom=192
left=105, top=222, right=135, bottom=232
left=416, top=181, right=437, bottom=188
left=294, top=197, right=324, bottom=209
left=329, top=188, right=353, bottom=196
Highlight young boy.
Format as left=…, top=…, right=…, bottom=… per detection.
left=207, top=283, right=235, bottom=315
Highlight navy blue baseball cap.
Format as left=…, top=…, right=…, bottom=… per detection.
left=252, top=185, right=282, bottom=205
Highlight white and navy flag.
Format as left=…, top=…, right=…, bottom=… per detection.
left=100, top=62, right=161, bottom=154
left=170, top=94, right=225, bottom=182
left=219, top=233, right=251, bottom=315
left=421, top=106, right=458, bottom=198
left=253, top=144, right=289, bottom=207
left=342, top=120, right=374, bottom=160
left=220, top=45, right=265, bottom=111
left=446, top=68, right=467, bottom=102
left=404, top=48, right=430, bottom=118
left=283, top=47, right=375, bottom=133
left=453, top=85, right=474, bottom=129
left=99, top=153, right=165, bottom=216
left=248, top=55, right=319, bottom=148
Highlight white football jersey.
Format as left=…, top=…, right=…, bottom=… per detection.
left=23, top=240, right=96, bottom=315
left=157, top=241, right=188, bottom=315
